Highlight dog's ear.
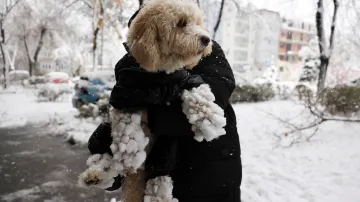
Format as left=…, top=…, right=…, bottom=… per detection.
left=128, top=23, right=161, bottom=72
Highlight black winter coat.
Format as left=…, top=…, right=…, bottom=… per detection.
left=88, top=41, right=242, bottom=201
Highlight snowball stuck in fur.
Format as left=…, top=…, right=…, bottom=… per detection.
left=181, top=84, right=227, bottom=142
left=144, top=176, right=178, bottom=202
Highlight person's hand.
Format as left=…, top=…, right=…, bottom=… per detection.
left=175, top=69, right=204, bottom=90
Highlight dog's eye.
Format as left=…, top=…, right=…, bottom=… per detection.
left=177, top=18, right=187, bottom=28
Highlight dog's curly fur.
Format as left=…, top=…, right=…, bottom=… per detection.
left=126, top=0, right=212, bottom=73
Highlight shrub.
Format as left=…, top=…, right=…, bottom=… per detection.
left=230, top=84, right=275, bottom=103
left=293, top=84, right=314, bottom=101
left=319, top=85, right=360, bottom=116
left=273, top=83, right=293, bottom=100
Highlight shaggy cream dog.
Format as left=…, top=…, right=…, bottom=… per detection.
left=79, top=0, right=227, bottom=201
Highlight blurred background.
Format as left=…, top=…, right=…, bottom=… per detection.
left=1, top=0, right=360, bottom=202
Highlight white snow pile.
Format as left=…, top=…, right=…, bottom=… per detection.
left=37, top=83, right=73, bottom=101
left=181, top=84, right=227, bottom=142
left=237, top=101, right=360, bottom=202
left=144, top=176, right=178, bottom=202
left=0, top=88, right=73, bottom=128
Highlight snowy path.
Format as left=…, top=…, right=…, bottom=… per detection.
left=0, top=126, right=121, bottom=202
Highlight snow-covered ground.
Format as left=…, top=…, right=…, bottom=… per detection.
left=1, top=87, right=360, bottom=202
left=236, top=101, right=360, bottom=202
left=0, top=86, right=100, bottom=144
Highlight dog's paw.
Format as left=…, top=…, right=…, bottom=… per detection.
left=181, top=84, right=227, bottom=142
left=78, top=154, right=118, bottom=189
left=144, top=176, right=178, bottom=202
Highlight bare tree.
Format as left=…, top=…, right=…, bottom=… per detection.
left=213, top=0, right=225, bottom=39
left=0, top=0, right=21, bottom=88
left=316, top=0, right=339, bottom=94
left=11, top=0, right=76, bottom=76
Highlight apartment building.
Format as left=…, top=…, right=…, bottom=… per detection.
left=278, top=18, right=316, bottom=64
left=209, top=3, right=281, bottom=81
left=37, top=50, right=72, bottom=75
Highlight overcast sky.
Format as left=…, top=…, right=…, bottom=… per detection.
left=246, top=0, right=318, bottom=23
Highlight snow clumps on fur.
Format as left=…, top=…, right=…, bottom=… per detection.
left=78, top=153, right=118, bottom=189
left=144, top=176, right=178, bottom=202
left=110, top=108, right=149, bottom=175
left=181, top=84, right=227, bottom=142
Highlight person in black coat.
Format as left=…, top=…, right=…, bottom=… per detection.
left=87, top=7, right=241, bottom=201
left=88, top=39, right=242, bottom=202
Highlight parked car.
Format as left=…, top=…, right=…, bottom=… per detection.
left=44, top=72, right=70, bottom=84
left=29, top=76, right=46, bottom=85
left=72, top=71, right=115, bottom=108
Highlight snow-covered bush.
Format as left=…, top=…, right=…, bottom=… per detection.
left=230, top=84, right=275, bottom=103
left=272, top=82, right=295, bottom=100
left=320, top=85, right=360, bottom=116
left=37, top=83, right=73, bottom=102
left=293, top=84, right=314, bottom=101
left=298, top=38, right=320, bottom=83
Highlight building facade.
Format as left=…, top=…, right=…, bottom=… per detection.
left=211, top=4, right=281, bottom=82
left=205, top=2, right=315, bottom=82
left=278, top=18, right=316, bottom=65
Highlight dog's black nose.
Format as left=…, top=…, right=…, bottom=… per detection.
left=200, top=36, right=210, bottom=46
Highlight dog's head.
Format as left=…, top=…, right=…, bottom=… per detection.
left=126, top=0, right=212, bottom=73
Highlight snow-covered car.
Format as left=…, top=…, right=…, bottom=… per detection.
left=44, top=72, right=70, bottom=84
left=72, top=71, right=115, bottom=108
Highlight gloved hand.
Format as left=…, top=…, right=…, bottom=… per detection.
left=177, top=69, right=204, bottom=90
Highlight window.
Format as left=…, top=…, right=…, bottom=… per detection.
left=279, top=66, right=284, bottom=72
left=279, top=55, right=285, bottom=61
left=280, top=42, right=285, bottom=48
left=289, top=22, right=293, bottom=27
left=287, top=32, right=293, bottom=39
left=302, top=23, right=305, bottom=29
left=300, top=33, right=303, bottom=41
left=235, top=35, right=248, bottom=47
left=286, top=43, right=292, bottom=52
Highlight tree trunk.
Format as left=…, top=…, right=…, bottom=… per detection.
left=0, top=21, right=6, bottom=88
left=213, top=0, right=225, bottom=39
left=33, top=27, right=47, bottom=74
left=0, top=43, right=6, bottom=88
left=139, top=0, right=143, bottom=8
left=316, top=0, right=339, bottom=95
left=92, top=0, right=104, bottom=71
left=317, top=57, right=329, bottom=93
left=29, top=61, right=35, bottom=76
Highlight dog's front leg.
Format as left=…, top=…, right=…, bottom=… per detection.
left=181, top=84, right=227, bottom=142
